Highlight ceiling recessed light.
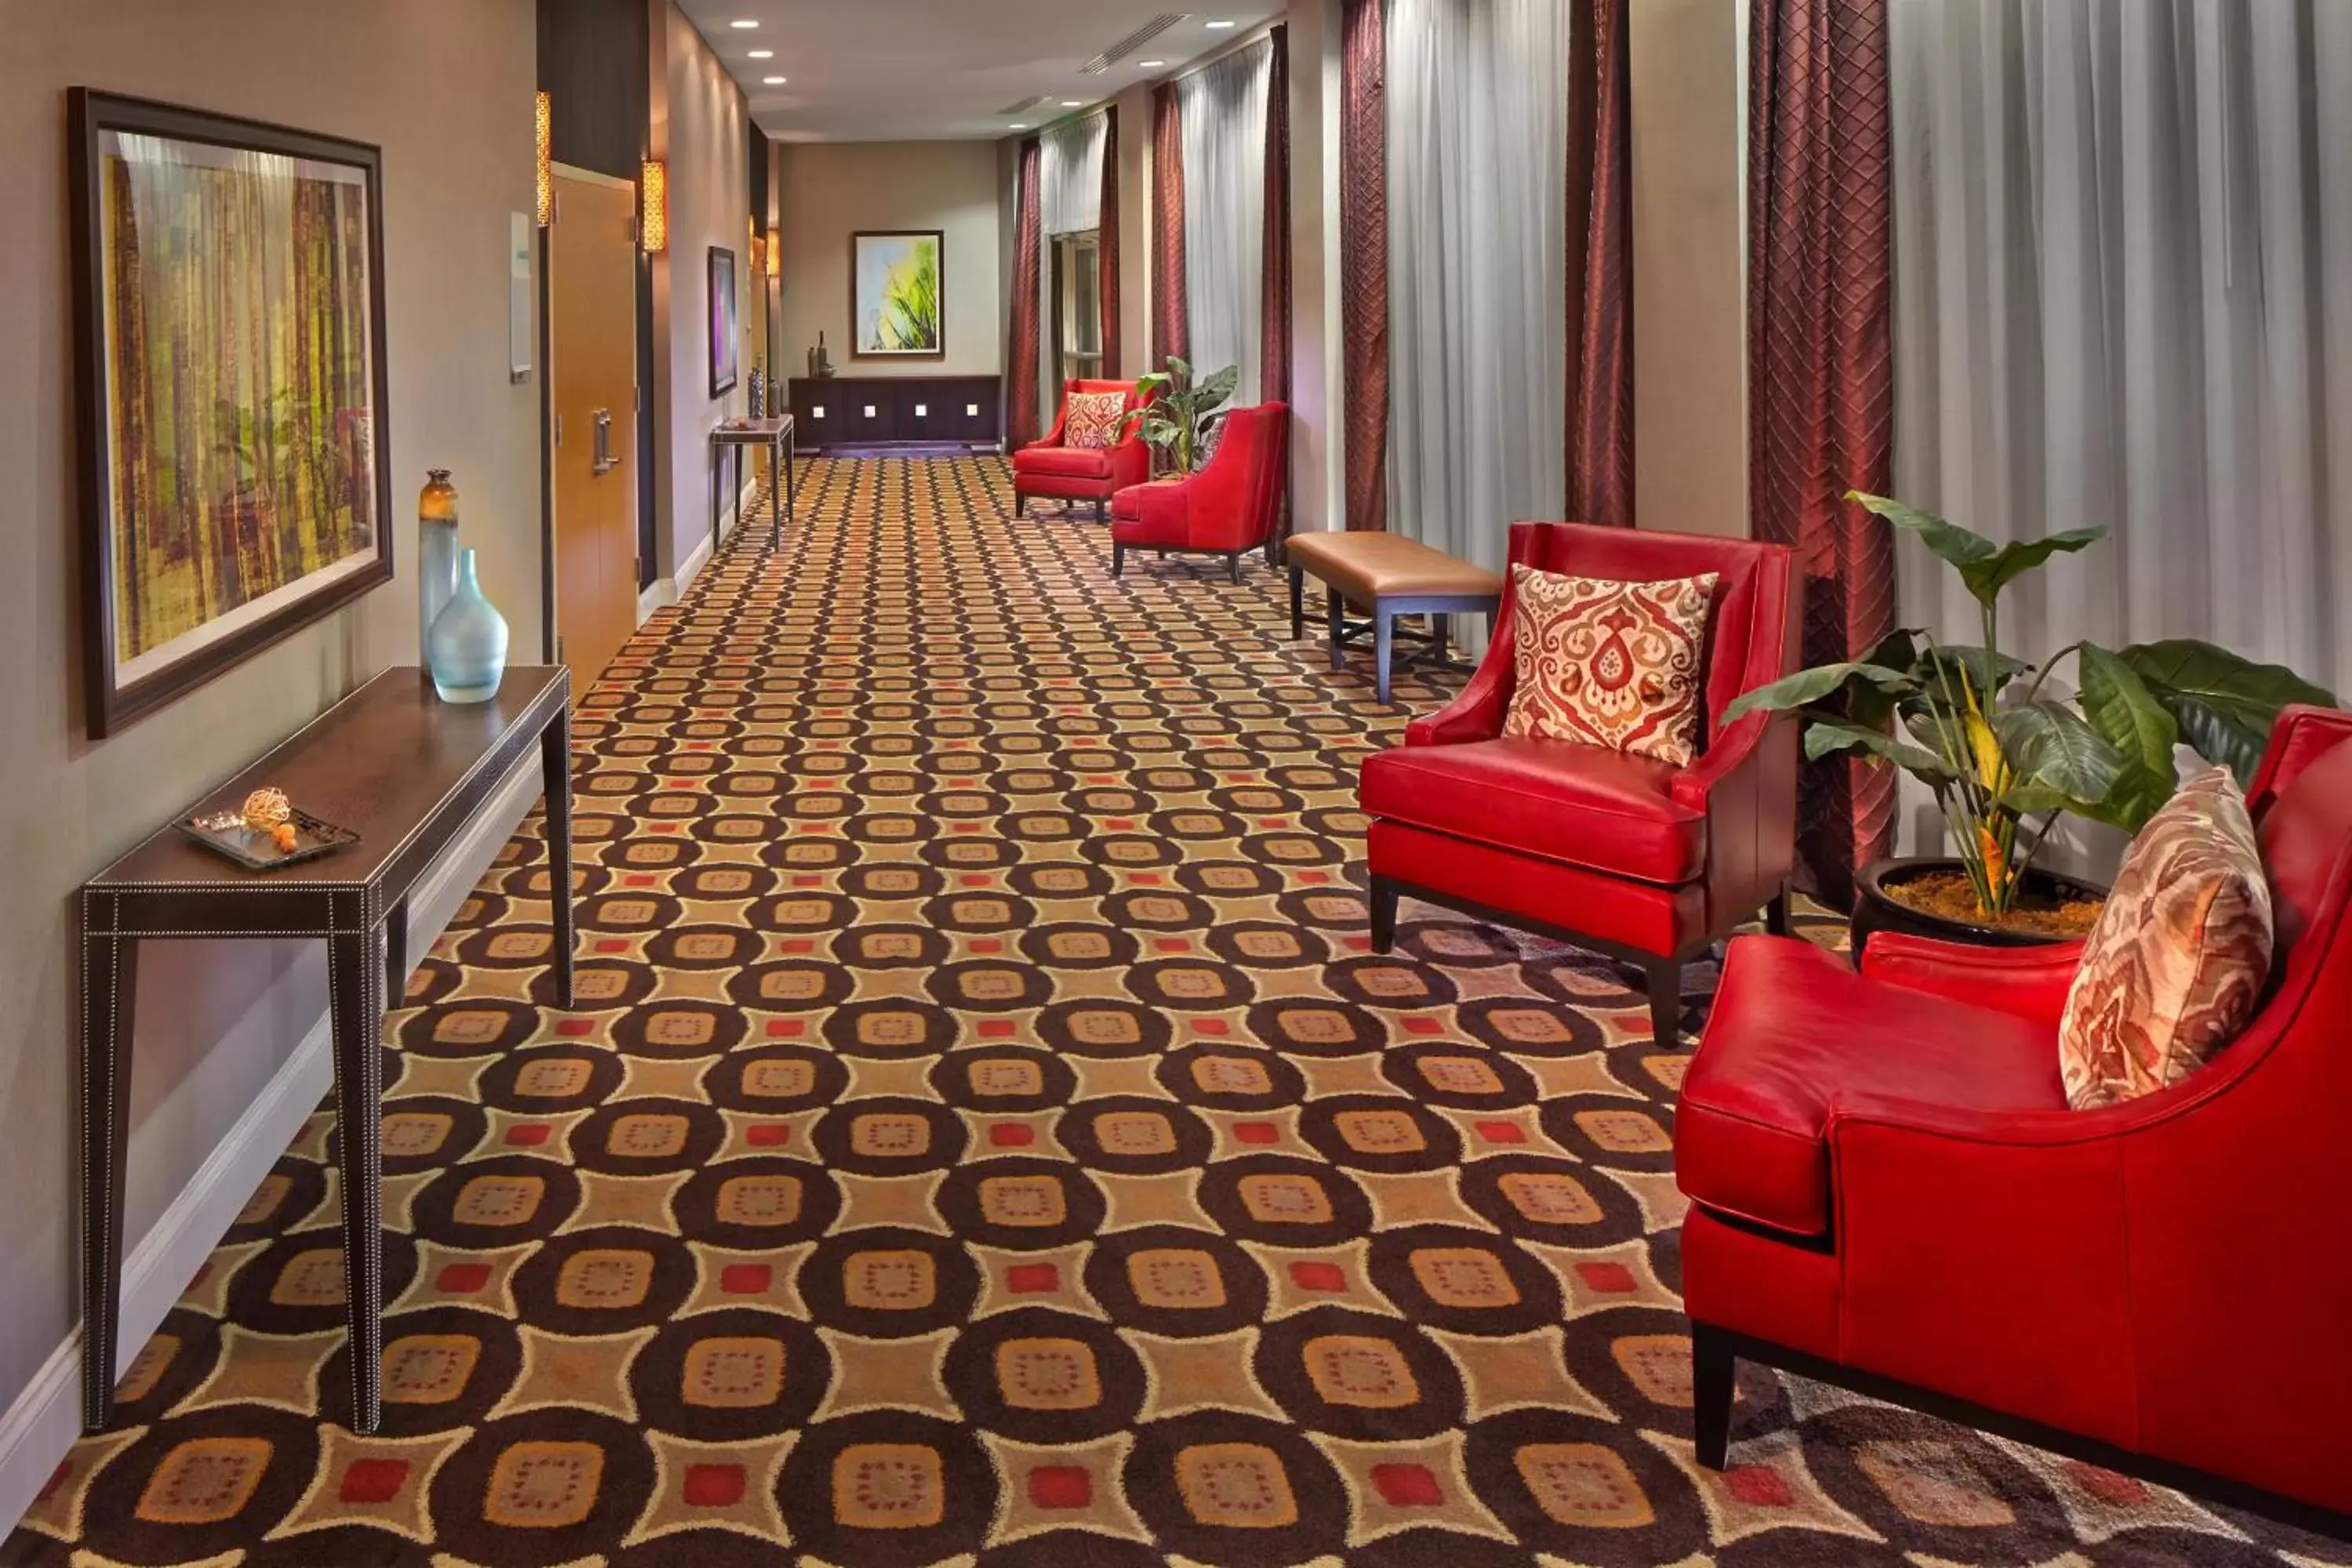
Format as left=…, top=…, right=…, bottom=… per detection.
left=728, top=17, right=758, bottom=27
left=763, top=75, right=787, bottom=84
left=747, top=48, right=773, bottom=57
left=1010, top=122, right=1029, bottom=129
left=1060, top=100, right=1084, bottom=107
left=1138, top=60, right=1166, bottom=68
left=1206, top=18, right=1236, bottom=27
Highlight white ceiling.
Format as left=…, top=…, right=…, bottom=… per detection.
left=675, top=0, right=1284, bottom=142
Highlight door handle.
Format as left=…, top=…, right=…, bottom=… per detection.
left=592, top=409, right=619, bottom=474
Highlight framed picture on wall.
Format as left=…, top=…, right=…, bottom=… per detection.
left=709, top=245, right=739, bottom=397
left=851, top=229, right=945, bottom=358
left=67, top=89, right=394, bottom=739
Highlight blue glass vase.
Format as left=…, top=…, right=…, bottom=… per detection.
left=426, top=547, right=509, bottom=703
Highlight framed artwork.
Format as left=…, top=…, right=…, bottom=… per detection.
left=68, top=89, right=393, bottom=738
left=851, top=229, right=944, bottom=358
left=709, top=245, right=739, bottom=397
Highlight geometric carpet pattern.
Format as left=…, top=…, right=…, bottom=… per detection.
left=9, top=457, right=2347, bottom=1566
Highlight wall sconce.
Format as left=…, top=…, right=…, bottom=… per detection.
left=641, top=158, right=667, bottom=252
left=534, top=91, right=553, bottom=227
left=766, top=227, right=781, bottom=278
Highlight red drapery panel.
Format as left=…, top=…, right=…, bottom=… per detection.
left=1150, top=84, right=1189, bottom=369
left=1099, top=107, right=1122, bottom=380
left=1007, top=136, right=1045, bottom=449
left=1565, top=0, right=1634, bottom=525
left=1262, top=24, right=1294, bottom=408
left=1339, top=0, right=1388, bottom=532
left=1749, top=0, right=1896, bottom=906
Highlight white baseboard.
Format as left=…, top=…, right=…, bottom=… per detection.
left=673, top=525, right=717, bottom=597
left=0, top=750, right=543, bottom=1537
left=637, top=579, right=675, bottom=622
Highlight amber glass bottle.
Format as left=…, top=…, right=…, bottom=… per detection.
left=418, top=469, right=460, bottom=671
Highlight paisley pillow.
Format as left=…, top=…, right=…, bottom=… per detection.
left=1062, top=390, right=1128, bottom=450
left=1501, top=565, right=1718, bottom=766
left=2058, top=768, right=2274, bottom=1109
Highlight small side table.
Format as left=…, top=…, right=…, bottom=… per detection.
left=78, top=667, right=575, bottom=1434
left=711, top=414, right=797, bottom=542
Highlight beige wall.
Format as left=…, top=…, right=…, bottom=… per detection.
left=1630, top=0, right=1751, bottom=536
left=1287, top=0, right=1345, bottom=535
left=779, top=140, right=1004, bottom=380
left=1112, top=85, right=1153, bottom=383
left=0, top=0, right=539, bottom=1461
left=650, top=0, right=750, bottom=579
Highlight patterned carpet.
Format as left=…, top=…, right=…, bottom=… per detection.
left=10, top=457, right=2348, bottom=1566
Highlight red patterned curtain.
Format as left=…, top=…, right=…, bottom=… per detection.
left=1007, top=137, right=1045, bottom=449
left=1261, top=24, right=1294, bottom=408
left=1750, top=0, right=1896, bottom=905
left=1150, top=84, right=1189, bottom=369
left=1339, top=0, right=1388, bottom=532
left=1099, top=107, right=1121, bottom=380
left=1565, top=0, right=1633, bottom=524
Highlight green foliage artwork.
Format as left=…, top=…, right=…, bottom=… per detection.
left=854, top=230, right=944, bottom=356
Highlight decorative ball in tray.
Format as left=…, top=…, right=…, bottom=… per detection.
left=178, top=787, right=360, bottom=871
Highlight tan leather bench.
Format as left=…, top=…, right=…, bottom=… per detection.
left=1285, top=532, right=1504, bottom=704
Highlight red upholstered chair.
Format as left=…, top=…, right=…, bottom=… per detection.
left=1012, top=379, right=1152, bottom=521
left=1109, top=403, right=1290, bottom=582
left=1358, top=521, right=1799, bottom=1044
left=1676, top=704, right=2352, bottom=1535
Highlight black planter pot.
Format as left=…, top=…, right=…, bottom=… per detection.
left=1849, top=855, right=2108, bottom=956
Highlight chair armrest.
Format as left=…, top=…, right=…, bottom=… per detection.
left=1109, top=434, right=1152, bottom=488
left=1859, top=934, right=2086, bottom=1032
left=1017, top=437, right=1065, bottom=456
left=1668, top=711, right=1788, bottom=811
left=1135, top=477, right=1194, bottom=533
left=1405, top=651, right=1513, bottom=746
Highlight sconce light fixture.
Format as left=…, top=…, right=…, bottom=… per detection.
left=641, top=158, right=667, bottom=252
left=766, top=227, right=781, bottom=277
left=534, top=91, right=553, bottom=227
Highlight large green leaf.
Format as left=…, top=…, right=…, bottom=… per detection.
left=2119, top=639, right=2340, bottom=784
left=2075, top=643, right=2180, bottom=830
left=1960, top=528, right=2105, bottom=606
left=1721, top=661, right=1918, bottom=723
left=1193, top=363, right=1240, bottom=414
left=1993, top=700, right=2122, bottom=806
left=1802, top=720, right=1954, bottom=782
left=1847, top=491, right=1997, bottom=568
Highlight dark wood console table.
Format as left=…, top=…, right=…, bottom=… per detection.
left=787, top=374, right=1003, bottom=452
left=710, top=413, right=797, bottom=541
left=78, top=666, right=575, bottom=1433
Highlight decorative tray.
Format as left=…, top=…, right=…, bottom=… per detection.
left=175, top=808, right=361, bottom=872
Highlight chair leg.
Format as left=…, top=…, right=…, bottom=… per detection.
left=1646, top=958, right=1682, bottom=1045
left=1369, top=877, right=1400, bottom=953
left=1096, top=498, right=1107, bottom=523
left=1765, top=885, right=1792, bottom=937
left=1112, top=543, right=1124, bottom=579
left=1229, top=551, right=1241, bottom=584
left=1693, top=1322, right=1736, bottom=1470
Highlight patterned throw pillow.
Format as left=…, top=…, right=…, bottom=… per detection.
left=1062, top=391, right=1127, bottom=451
left=1501, top=565, right=1719, bottom=767
left=2058, top=768, right=2274, bottom=1109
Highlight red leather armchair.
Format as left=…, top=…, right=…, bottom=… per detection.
left=1109, top=403, right=1289, bottom=582
left=1677, top=704, right=2352, bottom=1534
left=1358, top=521, right=1798, bottom=1044
left=1011, top=379, right=1151, bottom=521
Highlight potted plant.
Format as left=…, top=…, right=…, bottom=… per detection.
left=1726, top=493, right=2338, bottom=949
left=1123, top=356, right=1239, bottom=476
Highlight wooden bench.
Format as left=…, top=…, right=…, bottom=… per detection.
left=1286, top=532, right=1504, bottom=703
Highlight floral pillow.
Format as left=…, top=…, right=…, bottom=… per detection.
left=1501, top=566, right=1718, bottom=766
left=1062, top=391, right=1128, bottom=451
left=2058, top=768, right=2274, bottom=1109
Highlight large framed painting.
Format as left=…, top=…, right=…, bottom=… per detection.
left=851, top=229, right=944, bottom=358
left=68, top=90, right=393, bottom=738
left=708, top=244, right=739, bottom=397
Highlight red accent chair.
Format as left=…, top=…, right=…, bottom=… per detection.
left=1358, top=521, right=1799, bottom=1044
left=1012, top=379, right=1152, bottom=521
left=1109, top=403, right=1290, bottom=582
left=1677, top=704, right=2352, bottom=1535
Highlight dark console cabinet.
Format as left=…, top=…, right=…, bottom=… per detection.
left=788, top=376, right=1003, bottom=453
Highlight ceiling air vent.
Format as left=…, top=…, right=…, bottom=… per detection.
left=1081, top=13, right=1189, bottom=74
left=996, top=94, right=1053, bottom=118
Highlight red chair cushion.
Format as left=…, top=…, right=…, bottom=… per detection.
left=1014, top=447, right=1113, bottom=480
left=1677, top=937, right=2067, bottom=1236
left=1359, top=736, right=1706, bottom=885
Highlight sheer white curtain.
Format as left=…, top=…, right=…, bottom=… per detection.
left=1037, top=113, right=1109, bottom=429
left=1177, top=38, right=1271, bottom=401
left=1890, top=0, right=2352, bottom=814
left=1386, top=0, right=1569, bottom=641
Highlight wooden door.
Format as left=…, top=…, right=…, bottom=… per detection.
left=549, top=167, right=639, bottom=696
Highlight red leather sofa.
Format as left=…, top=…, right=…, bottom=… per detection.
left=1677, top=703, right=2352, bottom=1534
left=1359, top=521, right=1799, bottom=1044
left=1011, top=379, right=1151, bottom=521
left=1109, top=403, right=1290, bottom=581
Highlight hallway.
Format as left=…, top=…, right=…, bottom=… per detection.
left=8, top=458, right=2325, bottom=1565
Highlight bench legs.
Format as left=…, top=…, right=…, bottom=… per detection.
left=1290, top=561, right=1306, bottom=641
left=1326, top=587, right=1345, bottom=672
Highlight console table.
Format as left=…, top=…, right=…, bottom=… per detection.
left=78, top=666, right=575, bottom=1433
left=786, top=374, right=1003, bottom=452
left=711, top=413, right=797, bottom=541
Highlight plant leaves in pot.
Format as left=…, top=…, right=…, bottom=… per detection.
left=1722, top=492, right=2340, bottom=953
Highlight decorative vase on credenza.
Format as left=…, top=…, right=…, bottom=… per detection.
left=426, top=547, right=509, bottom=703
left=417, top=469, right=460, bottom=677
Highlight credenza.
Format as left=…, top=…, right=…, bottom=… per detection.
left=787, top=374, right=1004, bottom=453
